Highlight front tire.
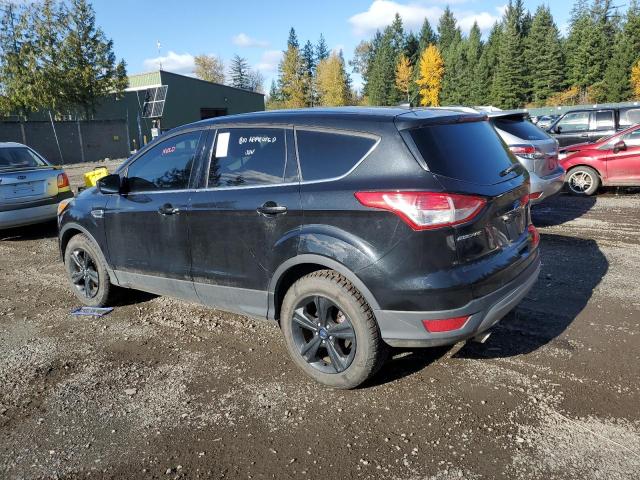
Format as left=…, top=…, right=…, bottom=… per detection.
left=567, top=166, right=600, bottom=196
left=280, top=270, right=386, bottom=389
left=64, top=234, right=117, bottom=307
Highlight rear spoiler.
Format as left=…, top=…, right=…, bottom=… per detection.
left=394, top=110, right=487, bottom=131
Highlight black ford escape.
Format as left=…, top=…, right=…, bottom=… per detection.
left=58, top=108, right=540, bottom=389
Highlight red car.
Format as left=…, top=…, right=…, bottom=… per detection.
left=559, top=124, right=640, bottom=195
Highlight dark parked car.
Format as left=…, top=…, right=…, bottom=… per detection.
left=560, top=124, right=640, bottom=195
left=546, top=105, right=640, bottom=147
left=58, top=108, right=541, bottom=388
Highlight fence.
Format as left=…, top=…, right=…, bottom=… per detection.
left=0, top=119, right=130, bottom=165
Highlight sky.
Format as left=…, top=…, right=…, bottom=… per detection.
left=93, top=0, right=576, bottom=91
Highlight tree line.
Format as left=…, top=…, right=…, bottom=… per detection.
left=268, top=0, right=640, bottom=109
left=0, top=0, right=127, bottom=120
left=193, top=53, right=264, bottom=93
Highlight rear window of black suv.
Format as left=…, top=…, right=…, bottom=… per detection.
left=409, top=120, right=518, bottom=185
left=296, top=129, right=377, bottom=181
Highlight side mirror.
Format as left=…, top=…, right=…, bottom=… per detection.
left=613, top=140, right=627, bottom=153
left=97, top=174, right=122, bottom=194
left=554, top=125, right=562, bottom=134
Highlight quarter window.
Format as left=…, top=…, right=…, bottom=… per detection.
left=296, top=130, right=377, bottom=181
left=622, top=129, right=640, bottom=147
left=556, top=112, right=590, bottom=133
left=595, top=111, right=614, bottom=131
left=208, top=128, right=286, bottom=188
left=126, top=131, right=201, bottom=191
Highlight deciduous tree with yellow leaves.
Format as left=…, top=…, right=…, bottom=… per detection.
left=316, top=53, right=349, bottom=106
left=415, top=45, right=444, bottom=106
left=395, top=54, right=412, bottom=103
left=632, top=60, right=640, bottom=99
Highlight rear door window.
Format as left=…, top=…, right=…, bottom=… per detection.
left=622, top=128, right=640, bottom=147
left=208, top=128, right=287, bottom=188
left=595, top=111, right=615, bottom=131
left=492, top=117, right=549, bottom=141
left=126, top=131, right=201, bottom=191
left=408, top=120, right=518, bottom=185
left=556, top=112, right=590, bottom=133
left=296, top=130, right=377, bottom=181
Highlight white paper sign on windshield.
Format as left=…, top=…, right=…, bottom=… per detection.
left=216, top=132, right=230, bottom=158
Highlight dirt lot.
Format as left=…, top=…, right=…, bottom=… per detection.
left=1, top=165, right=639, bottom=479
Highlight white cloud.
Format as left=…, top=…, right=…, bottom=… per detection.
left=349, top=0, right=503, bottom=36
left=233, top=33, right=269, bottom=48
left=142, top=51, right=195, bottom=74
left=255, top=49, right=283, bottom=74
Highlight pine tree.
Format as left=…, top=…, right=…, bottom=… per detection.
left=394, top=53, right=412, bottom=103
left=229, top=54, right=250, bottom=90
left=416, top=44, right=444, bottom=106
left=0, top=1, right=32, bottom=116
left=491, top=1, right=527, bottom=108
left=604, top=1, right=640, bottom=101
left=525, top=5, right=565, bottom=105
left=440, top=31, right=464, bottom=105
left=475, top=22, right=502, bottom=105
left=367, top=14, right=405, bottom=105
left=316, top=52, right=349, bottom=106
left=287, top=27, right=299, bottom=49
left=437, top=7, right=458, bottom=52
left=411, top=19, right=437, bottom=104
left=316, top=33, right=329, bottom=62
left=301, top=40, right=316, bottom=106
left=462, top=22, right=483, bottom=105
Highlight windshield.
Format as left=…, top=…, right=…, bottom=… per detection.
left=409, top=120, right=519, bottom=185
left=0, top=147, right=47, bottom=171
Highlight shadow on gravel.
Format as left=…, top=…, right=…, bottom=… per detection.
left=456, top=233, right=608, bottom=359
left=365, top=346, right=452, bottom=387
left=0, top=220, right=58, bottom=241
left=111, top=289, right=158, bottom=307
left=532, top=193, right=596, bottom=227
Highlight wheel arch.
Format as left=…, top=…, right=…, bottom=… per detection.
left=59, top=223, right=118, bottom=284
left=566, top=163, right=604, bottom=182
left=268, top=254, right=381, bottom=322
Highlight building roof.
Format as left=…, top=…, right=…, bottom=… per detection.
left=125, top=70, right=265, bottom=96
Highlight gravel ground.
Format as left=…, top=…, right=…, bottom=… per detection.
left=1, top=171, right=639, bottom=479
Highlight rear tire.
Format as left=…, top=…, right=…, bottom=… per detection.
left=64, top=234, right=118, bottom=307
left=280, top=270, right=387, bottom=389
left=567, top=166, right=600, bottom=196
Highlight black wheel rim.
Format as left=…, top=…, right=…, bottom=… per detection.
left=69, top=248, right=99, bottom=299
left=291, top=295, right=356, bottom=374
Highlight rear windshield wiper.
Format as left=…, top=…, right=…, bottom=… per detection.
left=499, top=163, right=523, bottom=177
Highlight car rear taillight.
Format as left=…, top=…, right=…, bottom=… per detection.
left=529, top=192, right=542, bottom=200
left=354, top=191, right=486, bottom=231
left=528, top=224, right=540, bottom=247
left=510, top=145, right=545, bottom=160
left=422, top=316, right=470, bottom=333
left=57, top=172, right=70, bottom=189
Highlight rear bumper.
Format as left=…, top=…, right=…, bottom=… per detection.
left=375, top=254, right=540, bottom=348
left=0, top=191, right=73, bottom=229
left=529, top=167, right=565, bottom=204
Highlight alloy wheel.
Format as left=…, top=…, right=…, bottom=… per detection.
left=69, top=248, right=100, bottom=298
left=290, top=295, right=356, bottom=374
left=569, top=171, right=593, bottom=194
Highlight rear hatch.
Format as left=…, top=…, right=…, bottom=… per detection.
left=491, top=113, right=559, bottom=177
left=400, top=116, right=535, bottom=297
left=0, top=147, right=59, bottom=205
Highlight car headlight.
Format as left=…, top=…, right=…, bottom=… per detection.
left=57, top=198, right=73, bottom=216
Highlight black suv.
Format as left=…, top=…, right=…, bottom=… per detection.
left=58, top=108, right=541, bottom=388
left=547, top=105, right=640, bottom=147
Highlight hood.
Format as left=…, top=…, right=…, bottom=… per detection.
left=559, top=141, right=597, bottom=154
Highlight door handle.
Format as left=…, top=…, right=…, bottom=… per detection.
left=580, top=134, right=589, bottom=138
left=158, top=203, right=180, bottom=215
left=257, top=201, right=287, bottom=216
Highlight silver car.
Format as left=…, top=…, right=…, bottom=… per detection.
left=487, top=111, right=565, bottom=203
left=0, top=142, right=73, bottom=229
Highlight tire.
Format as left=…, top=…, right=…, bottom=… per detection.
left=64, top=234, right=118, bottom=307
left=567, top=166, right=600, bottom=196
left=280, top=269, right=387, bottom=389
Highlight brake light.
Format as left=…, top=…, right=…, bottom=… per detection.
left=528, top=224, right=540, bottom=247
left=529, top=192, right=542, bottom=200
left=422, top=316, right=470, bottom=333
left=510, top=145, right=545, bottom=160
left=354, top=191, right=486, bottom=231
left=57, top=172, right=70, bottom=190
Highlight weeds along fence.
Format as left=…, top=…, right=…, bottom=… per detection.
left=0, top=119, right=130, bottom=165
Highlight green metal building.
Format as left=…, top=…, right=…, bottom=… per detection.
left=95, top=70, right=265, bottom=151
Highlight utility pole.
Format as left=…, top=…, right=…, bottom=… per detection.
left=156, top=40, right=163, bottom=70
